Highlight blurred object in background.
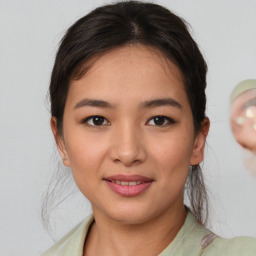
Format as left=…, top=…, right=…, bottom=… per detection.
left=230, top=79, right=256, bottom=175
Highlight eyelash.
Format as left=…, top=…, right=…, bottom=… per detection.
left=82, top=115, right=176, bottom=127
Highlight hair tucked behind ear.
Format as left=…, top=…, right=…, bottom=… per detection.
left=43, top=0, right=209, bottom=230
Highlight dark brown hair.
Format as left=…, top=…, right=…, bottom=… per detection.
left=48, top=0, right=208, bottom=225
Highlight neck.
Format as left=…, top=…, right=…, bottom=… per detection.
left=84, top=205, right=187, bottom=256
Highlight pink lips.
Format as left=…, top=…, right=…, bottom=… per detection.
left=103, top=174, right=153, bottom=197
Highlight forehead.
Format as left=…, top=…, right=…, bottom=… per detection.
left=79, top=45, right=184, bottom=82
left=67, top=45, right=188, bottom=107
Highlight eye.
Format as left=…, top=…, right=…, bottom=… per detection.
left=83, top=115, right=110, bottom=126
left=147, top=116, right=176, bottom=126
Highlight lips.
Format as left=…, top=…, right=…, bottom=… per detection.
left=104, top=174, right=153, bottom=182
left=108, top=180, right=143, bottom=185
left=103, top=174, right=153, bottom=197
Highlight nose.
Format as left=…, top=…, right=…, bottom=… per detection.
left=109, top=123, right=147, bottom=166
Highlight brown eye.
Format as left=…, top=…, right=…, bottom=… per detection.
left=83, top=115, right=110, bottom=126
left=147, top=116, right=176, bottom=126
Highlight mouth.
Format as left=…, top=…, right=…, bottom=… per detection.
left=106, top=180, right=146, bottom=185
left=103, top=174, right=154, bottom=197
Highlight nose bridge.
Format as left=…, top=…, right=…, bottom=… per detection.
left=110, top=120, right=146, bottom=165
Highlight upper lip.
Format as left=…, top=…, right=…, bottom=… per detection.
left=103, top=174, right=153, bottom=182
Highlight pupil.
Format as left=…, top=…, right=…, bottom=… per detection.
left=154, top=116, right=165, bottom=125
left=93, top=116, right=104, bottom=125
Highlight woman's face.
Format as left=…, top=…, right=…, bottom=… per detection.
left=52, top=45, right=208, bottom=224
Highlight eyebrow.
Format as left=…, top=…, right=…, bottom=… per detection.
left=74, top=97, right=182, bottom=110
left=140, top=98, right=182, bottom=109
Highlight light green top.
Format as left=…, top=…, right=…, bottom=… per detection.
left=42, top=212, right=256, bottom=256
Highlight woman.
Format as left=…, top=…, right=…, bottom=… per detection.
left=42, top=1, right=256, bottom=255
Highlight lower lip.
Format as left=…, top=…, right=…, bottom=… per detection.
left=104, top=180, right=152, bottom=197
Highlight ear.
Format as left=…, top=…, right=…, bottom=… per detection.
left=190, top=118, right=210, bottom=166
left=50, top=117, right=70, bottom=167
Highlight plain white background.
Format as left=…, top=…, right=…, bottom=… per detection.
left=1, top=0, right=256, bottom=255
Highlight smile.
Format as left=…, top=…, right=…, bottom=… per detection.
left=108, top=180, right=144, bottom=185
left=103, top=174, right=153, bottom=197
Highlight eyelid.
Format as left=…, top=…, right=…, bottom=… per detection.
left=82, top=115, right=110, bottom=126
left=82, top=115, right=176, bottom=127
left=146, top=115, right=176, bottom=126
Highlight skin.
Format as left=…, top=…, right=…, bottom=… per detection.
left=51, top=45, right=209, bottom=256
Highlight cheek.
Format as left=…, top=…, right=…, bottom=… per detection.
left=64, top=130, right=108, bottom=186
left=146, top=136, right=191, bottom=209
left=149, top=131, right=194, bottom=169
left=148, top=131, right=193, bottom=190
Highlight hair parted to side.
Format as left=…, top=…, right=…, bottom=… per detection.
left=44, top=0, right=209, bottom=228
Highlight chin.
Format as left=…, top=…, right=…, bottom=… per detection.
left=101, top=202, right=156, bottom=225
